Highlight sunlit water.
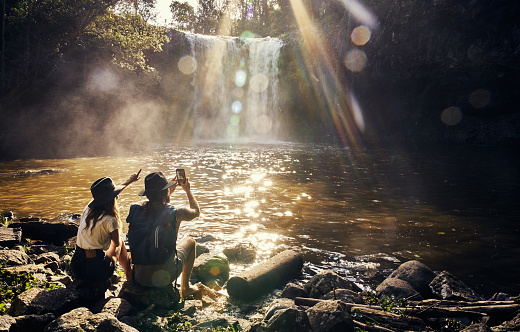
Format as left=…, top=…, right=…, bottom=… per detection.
left=1, top=142, right=519, bottom=301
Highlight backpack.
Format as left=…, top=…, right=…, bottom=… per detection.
left=126, top=204, right=177, bottom=265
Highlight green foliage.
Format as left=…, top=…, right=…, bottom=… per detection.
left=170, top=1, right=195, bottom=31
left=0, top=260, right=64, bottom=315
left=84, top=10, right=169, bottom=72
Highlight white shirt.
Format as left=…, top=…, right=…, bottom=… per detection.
left=76, top=205, right=119, bottom=251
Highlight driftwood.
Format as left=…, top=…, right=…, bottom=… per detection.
left=294, top=297, right=382, bottom=311
left=226, top=250, right=304, bottom=301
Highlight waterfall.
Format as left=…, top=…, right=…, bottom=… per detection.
left=183, top=33, right=283, bottom=141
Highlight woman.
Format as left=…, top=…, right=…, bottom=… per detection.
left=70, top=171, right=140, bottom=282
left=127, top=171, right=201, bottom=298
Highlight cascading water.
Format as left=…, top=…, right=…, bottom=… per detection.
left=183, top=33, right=284, bottom=141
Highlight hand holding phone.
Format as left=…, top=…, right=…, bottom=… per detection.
left=176, top=168, right=186, bottom=186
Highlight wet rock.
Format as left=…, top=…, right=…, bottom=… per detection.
left=194, top=234, right=217, bottom=243
left=196, top=243, right=210, bottom=257
left=50, top=213, right=81, bottom=223
left=67, top=279, right=110, bottom=306
left=491, top=312, right=520, bottom=332
left=303, top=270, right=356, bottom=299
left=8, top=287, right=79, bottom=317
left=0, top=227, right=22, bottom=247
left=321, top=288, right=364, bottom=304
left=0, top=249, right=33, bottom=266
left=388, top=260, right=436, bottom=298
left=12, top=313, right=56, bottom=332
left=264, top=298, right=298, bottom=321
left=43, top=307, right=138, bottom=332
left=305, top=300, right=354, bottom=332
left=13, top=169, right=60, bottom=177
left=8, top=221, right=78, bottom=245
left=0, top=315, right=16, bottom=332
left=281, top=282, right=308, bottom=299
left=3, top=211, right=14, bottom=221
left=192, top=253, right=230, bottom=283
left=376, top=278, right=423, bottom=300
left=264, top=308, right=312, bottom=332
left=223, top=243, right=256, bottom=263
left=429, top=271, right=483, bottom=301
left=118, top=280, right=180, bottom=310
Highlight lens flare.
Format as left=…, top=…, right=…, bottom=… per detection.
left=235, top=69, right=247, bottom=87
left=178, top=55, right=197, bottom=75
left=441, top=106, right=463, bottom=126
left=344, top=49, right=368, bottom=72
left=253, top=115, right=272, bottom=134
left=469, top=89, right=491, bottom=109
left=250, top=74, right=269, bottom=93
left=231, top=101, right=242, bottom=114
left=351, top=25, right=371, bottom=45
left=338, top=0, right=379, bottom=28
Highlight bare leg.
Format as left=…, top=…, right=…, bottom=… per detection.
left=118, top=243, right=132, bottom=281
left=177, top=236, right=200, bottom=298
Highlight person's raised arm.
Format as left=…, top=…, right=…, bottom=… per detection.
left=176, top=177, right=200, bottom=222
left=120, top=169, right=141, bottom=189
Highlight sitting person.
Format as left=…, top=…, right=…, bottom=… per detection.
left=127, top=171, right=201, bottom=298
left=70, top=172, right=140, bottom=282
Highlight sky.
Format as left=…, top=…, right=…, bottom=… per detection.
left=155, top=0, right=198, bottom=25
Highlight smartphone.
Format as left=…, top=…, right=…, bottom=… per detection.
left=176, top=168, right=186, bottom=186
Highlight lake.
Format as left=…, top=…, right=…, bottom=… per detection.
left=0, top=142, right=518, bottom=297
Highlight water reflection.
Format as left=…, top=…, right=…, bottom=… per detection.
left=0, top=143, right=518, bottom=296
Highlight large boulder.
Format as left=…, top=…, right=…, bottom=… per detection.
left=305, top=300, right=354, bottom=332
left=43, top=307, right=138, bottom=332
left=388, top=260, right=436, bottom=298
left=192, top=253, right=230, bottom=284
left=12, top=313, right=56, bottom=332
left=281, top=282, right=308, bottom=299
left=321, top=288, right=364, bottom=304
left=8, top=221, right=78, bottom=245
left=0, top=226, right=21, bottom=247
left=0, top=249, right=33, bottom=266
left=491, top=312, right=520, bottom=332
left=303, top=270, right=356, bottom=299
left=264, top=298, right=299, bottom=321
left=375, top=278, right=423, bottom=300
left=429, top=271, right=483, bottom=301
left=8, top=287, right=79, bottom=317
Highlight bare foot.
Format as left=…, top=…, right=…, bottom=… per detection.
left=181, top=283, right=202, bottom=299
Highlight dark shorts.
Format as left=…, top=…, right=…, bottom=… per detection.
left=70, top=246, right=115, bottom=282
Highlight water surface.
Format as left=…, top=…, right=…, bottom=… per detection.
left=1, top=142, right=518, bottom=297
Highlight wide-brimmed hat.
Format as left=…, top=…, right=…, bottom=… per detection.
left=88, top=177, right=124, bottom=208
left=138, top=172, right=176, bottom=196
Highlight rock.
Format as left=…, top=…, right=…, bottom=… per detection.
left=264, top=298, right=298, bottom=321
left=491, top=312, right=520, bottom=332
left=0, top=249, right=33, bottom=266
left=195, top=234, right=217, bottom=243
left=179, top=299, right=202, bottom=316
left=32, top=252, right=60, bottom=264
left=375, top=278, right=423, bottom=300
left=43, top=307, right=138, bottom=332
left=118, top=280, right=180, bottom=310
left=90, top=297, right=135, bottom=319
left=0, top=227, right=21, bottom=246
left=196, top=243, right=210, bottom=257
left=388, top=260, right=436, bottom=298
left=305, top=300, right=354, bottom=332
left=13, top=313, right=56, bottom=332
left=8, top=287, right=79, bottom=317
left=489, top=292, right=513, bottom=301
left=3, top=211, right=14, bottom=220
left=3, top=263, right=46, bottom=276
left=461, top=323, right=493, bottom=331
left=8, top=221, right=78, bottom=245
left=281, top=282, right=308, bottom=299
left=264, top=308, right=312, bottom=332
left=321, top=288, right=364, bottom=304
left=0, top=315, right=16, bottom=332
left=192, top=253, right=230, bottom=282
left=429, top=271, right=483, bottom=301
left=195, top=316, right=241, bottom=330
left=223, top=243, right=257, bottom=263
left=67, top=279, right=110, bottom=306
left=303, top=270, right=355, bottom=299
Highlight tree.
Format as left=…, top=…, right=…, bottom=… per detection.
left=170, top=1, right=195, bottom=31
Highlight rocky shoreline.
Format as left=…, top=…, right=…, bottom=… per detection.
left=1, top=217, right=520, bottom=331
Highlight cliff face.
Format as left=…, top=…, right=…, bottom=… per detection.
left=279, top=0, right=520, bottom=146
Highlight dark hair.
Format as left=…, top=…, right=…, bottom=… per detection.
left=143, top=189, right=170, bottom=214
left=85, top=198, right=119, bottom=233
